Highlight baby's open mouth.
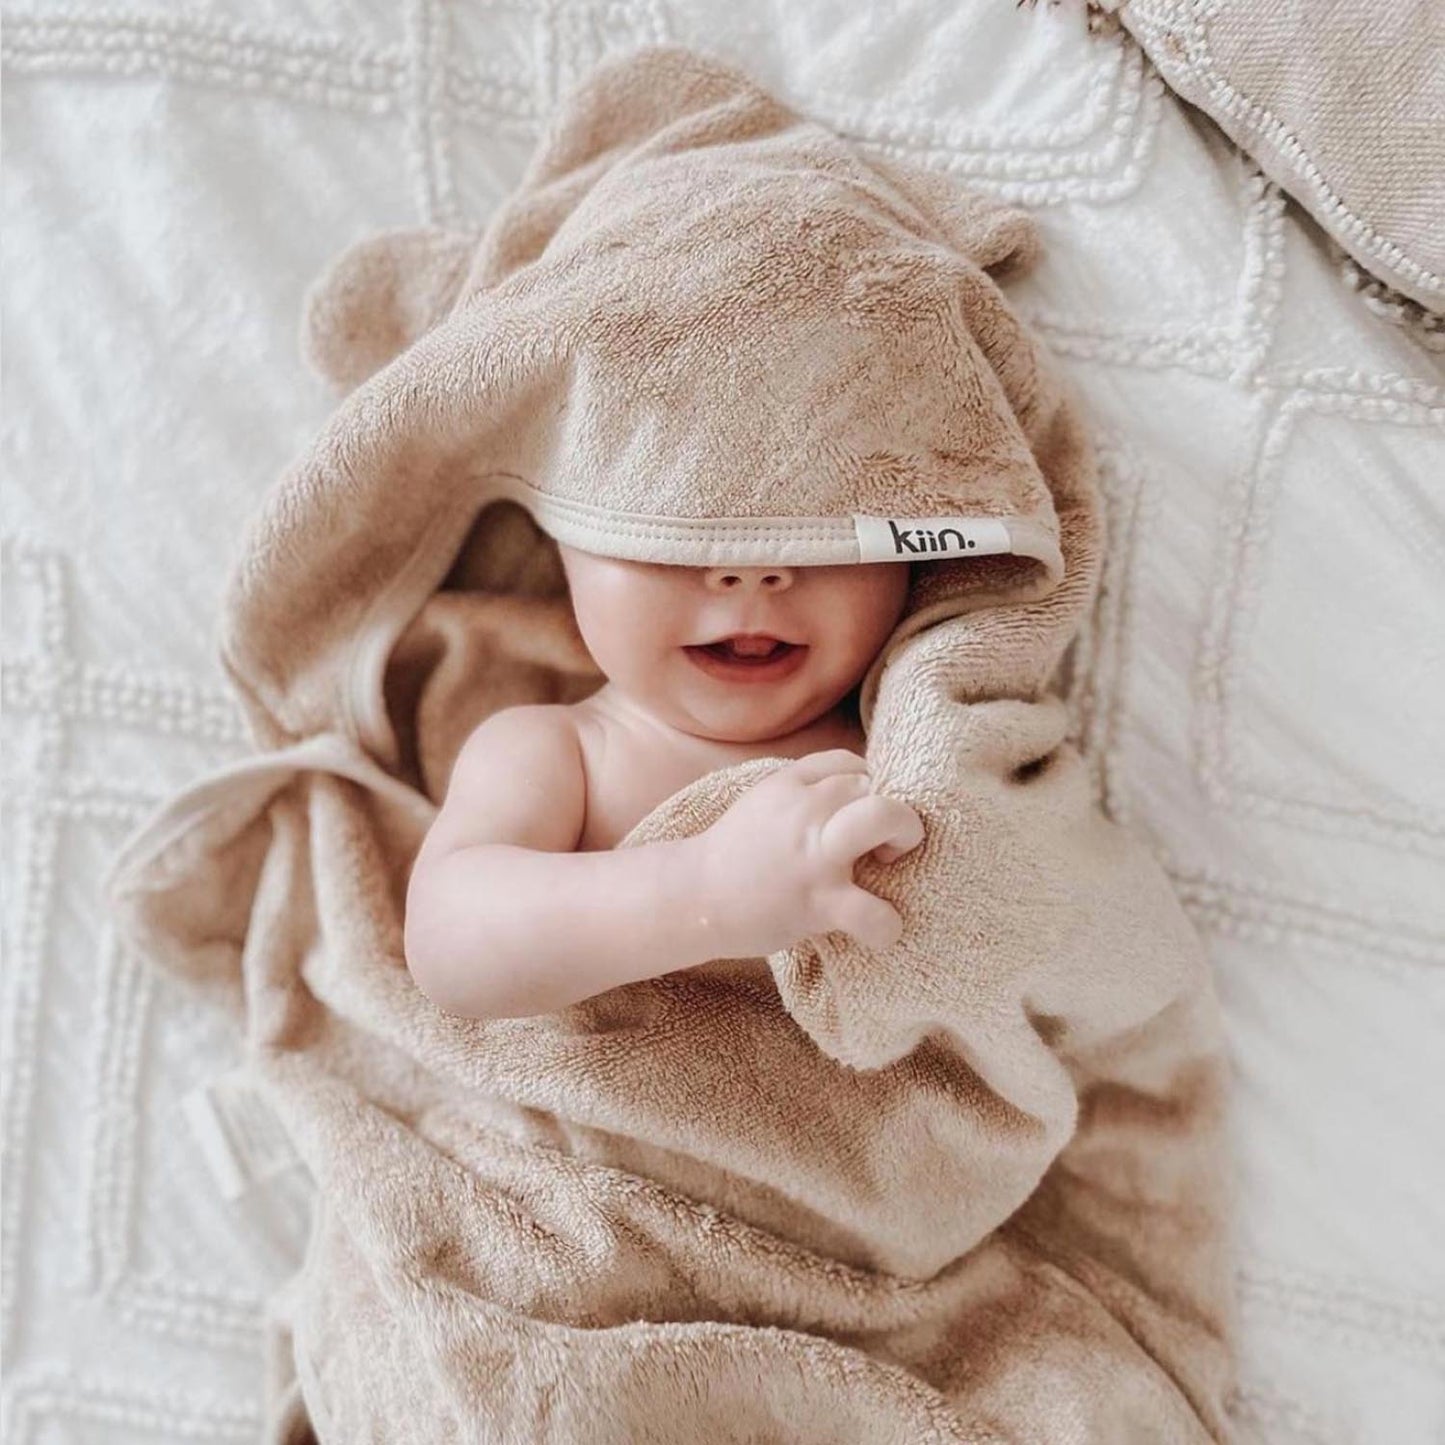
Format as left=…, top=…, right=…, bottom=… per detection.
left=694, top=633, right=796, bottom=662
left=683, top=633, right=808, bottom=676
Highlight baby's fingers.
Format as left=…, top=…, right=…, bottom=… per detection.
left=817, top=793, right=924, bottom=868
left=868, top=804, right=925, bottom=863
left=788, top=748, right=869, bottom=785
left=823, top=885, right=904, bottom=951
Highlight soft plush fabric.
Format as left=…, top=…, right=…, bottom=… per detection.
left=102, top=42, right=1234, bottom=1443
left=1097, top=0, right=1445, bottom=314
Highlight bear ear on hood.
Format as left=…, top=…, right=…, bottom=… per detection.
left=864, top=151, right=1041, bottom=279
left=300, top=225, right=478, bottom=395
left=300, top=44, right=780, bottom=395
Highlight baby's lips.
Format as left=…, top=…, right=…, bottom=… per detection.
left=690, top=632, right=802, bottom=656
left=690, top=632, right=797, bottom=650
left=727, top=635, right=787, bottom=657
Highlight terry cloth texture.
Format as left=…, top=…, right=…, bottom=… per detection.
left=105, top=42, right=1237, bottom=1445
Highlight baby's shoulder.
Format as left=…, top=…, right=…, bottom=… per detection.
left=450, top=703, right=583, bottom=790
left=460, top=700, right=580, bottom=744
left=426, top=703, right=587, bottom=857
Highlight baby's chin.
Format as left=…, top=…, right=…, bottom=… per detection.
left=667, top=683, right=844, bottom=745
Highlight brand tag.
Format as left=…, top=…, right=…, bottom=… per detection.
left=853, top=514, right=1013, bottom=562
left=181, top=1067, right=303, bottom=1202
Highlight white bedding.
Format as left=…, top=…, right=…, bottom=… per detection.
left=3, top=3, right=1442, bottom=1440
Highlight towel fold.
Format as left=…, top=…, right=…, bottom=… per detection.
left=106, top=42, right=1235, bottom=1444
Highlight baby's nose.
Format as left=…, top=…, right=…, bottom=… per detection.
left=703, top=564, right=794, bottom=593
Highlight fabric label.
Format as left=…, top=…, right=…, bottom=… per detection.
left=853, top=514, right=1013, bottom=562
left=181, top=1067, right=304, bottom=1202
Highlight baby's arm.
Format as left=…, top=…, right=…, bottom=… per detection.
left=402, top=704, right=736, bottom=1018
left=403, top=706, right=925, bottom=1020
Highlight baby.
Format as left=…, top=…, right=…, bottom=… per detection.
left=403, top=545, right=926, bottom=1019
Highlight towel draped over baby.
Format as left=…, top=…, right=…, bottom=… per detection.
left=105, top=43, right=1235, bottom=1445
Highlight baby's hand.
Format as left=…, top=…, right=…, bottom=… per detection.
left=698, top=749, right=924, bottom=955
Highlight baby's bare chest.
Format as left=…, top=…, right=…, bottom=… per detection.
left=571, top=728, right=739, bottom=852
left=570, top=707, right=865, bottom=852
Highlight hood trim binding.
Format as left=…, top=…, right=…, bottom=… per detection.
left=491, top=472, right=1063, bottom=574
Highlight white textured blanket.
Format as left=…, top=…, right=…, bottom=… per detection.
left=3, top=2, right=1441, bottom=1442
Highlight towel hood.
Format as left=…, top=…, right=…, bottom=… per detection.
left=218, top=43, right=1099, bottom=793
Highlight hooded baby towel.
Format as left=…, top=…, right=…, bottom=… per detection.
left=105, top=42, right=1235, bottom=1445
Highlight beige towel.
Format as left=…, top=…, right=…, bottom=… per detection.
left=105, top=43, right=1236, bottom=1444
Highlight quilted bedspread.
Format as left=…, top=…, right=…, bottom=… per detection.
left=2, top=2, right=1441, bottom=1441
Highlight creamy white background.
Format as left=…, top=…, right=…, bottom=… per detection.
left=3, top=2, right=1443, bottom=1441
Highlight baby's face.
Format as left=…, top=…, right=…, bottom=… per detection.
left=557, top=544, right=911, bottom=743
